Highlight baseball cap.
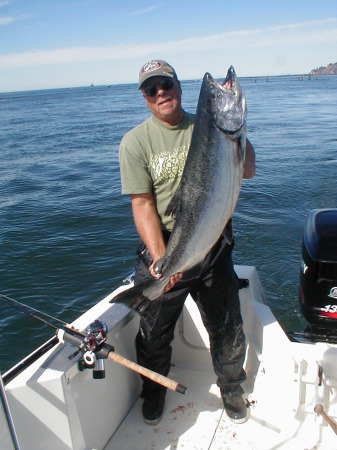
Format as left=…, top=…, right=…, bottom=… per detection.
left=138, top=60, right=177, bottom=89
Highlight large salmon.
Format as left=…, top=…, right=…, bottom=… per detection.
left=112, top=66, right=246, bottom=317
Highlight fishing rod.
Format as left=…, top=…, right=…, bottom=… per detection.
left=0, top=293, right=186, bottom=394
left=0, top=293, right=65, bottom=330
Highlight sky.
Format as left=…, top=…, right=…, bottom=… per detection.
left=0, top=0, right=336, bottom=92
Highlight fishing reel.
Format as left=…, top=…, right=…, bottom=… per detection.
left=77, top=320, right=110, bottom=379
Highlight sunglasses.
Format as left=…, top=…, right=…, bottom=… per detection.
left=143, top=79, right=174, bottom=97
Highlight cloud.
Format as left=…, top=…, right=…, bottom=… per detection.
left=131, top=3, right=161, bottom=16
left=0, top=16, right=15, bottom=25
left=0, top=1, right=28, bottom=26
left=0, top=18, right=336, bottom=69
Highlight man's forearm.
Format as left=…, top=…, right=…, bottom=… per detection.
left=131, top=193, right=166, bottom=263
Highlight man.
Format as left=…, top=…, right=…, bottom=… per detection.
left=119, top=60, right=255, bottom=426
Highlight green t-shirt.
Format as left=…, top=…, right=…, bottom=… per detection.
left=119, top=112, right=195, bottom=231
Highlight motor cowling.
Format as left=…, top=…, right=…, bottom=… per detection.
left=299, top=209, right=337, bottom=329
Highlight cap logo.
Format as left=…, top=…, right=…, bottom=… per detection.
left=142, top=61, right=161, bottom=74
left=329, top=287, right=337, bottom=299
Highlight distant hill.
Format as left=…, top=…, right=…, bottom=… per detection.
left=310, top=62, right=337, bottom=75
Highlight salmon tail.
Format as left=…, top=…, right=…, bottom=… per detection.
left=110, top=283, right=162, bottom=327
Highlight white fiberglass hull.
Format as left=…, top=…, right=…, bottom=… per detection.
left=2, top=266, right=337, bottom=449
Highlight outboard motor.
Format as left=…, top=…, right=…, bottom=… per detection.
left=299, top=209, right=337, bottom=333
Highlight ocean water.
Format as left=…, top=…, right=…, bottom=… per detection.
left=1, top=75, right=336, bottom=373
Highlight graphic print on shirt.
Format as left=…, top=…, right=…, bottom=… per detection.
left=150, top=146, right=188, bottom=182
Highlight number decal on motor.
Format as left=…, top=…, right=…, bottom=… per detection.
left=324, top=304, right=337, bottom=314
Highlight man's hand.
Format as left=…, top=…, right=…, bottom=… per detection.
left=164, top=272, right=183, bottom=292
left=149, top=261, right=182, bottom=292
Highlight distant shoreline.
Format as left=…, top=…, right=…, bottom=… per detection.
left=1, top=70, right=336, bottom=95
left=310, top=62, right=337, bottom=75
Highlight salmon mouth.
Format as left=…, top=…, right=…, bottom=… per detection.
left=222, top=65, right=237, bottom=92
left=222, top=79, right=232, bottom=90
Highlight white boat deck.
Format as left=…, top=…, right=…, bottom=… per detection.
left=107, top=364, right=336, bottom=450
left=108, top=367, right=225, bottom=450
left=106, top=266, right=337, bottom=450
left=3, top=266, right=337, bottom=450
